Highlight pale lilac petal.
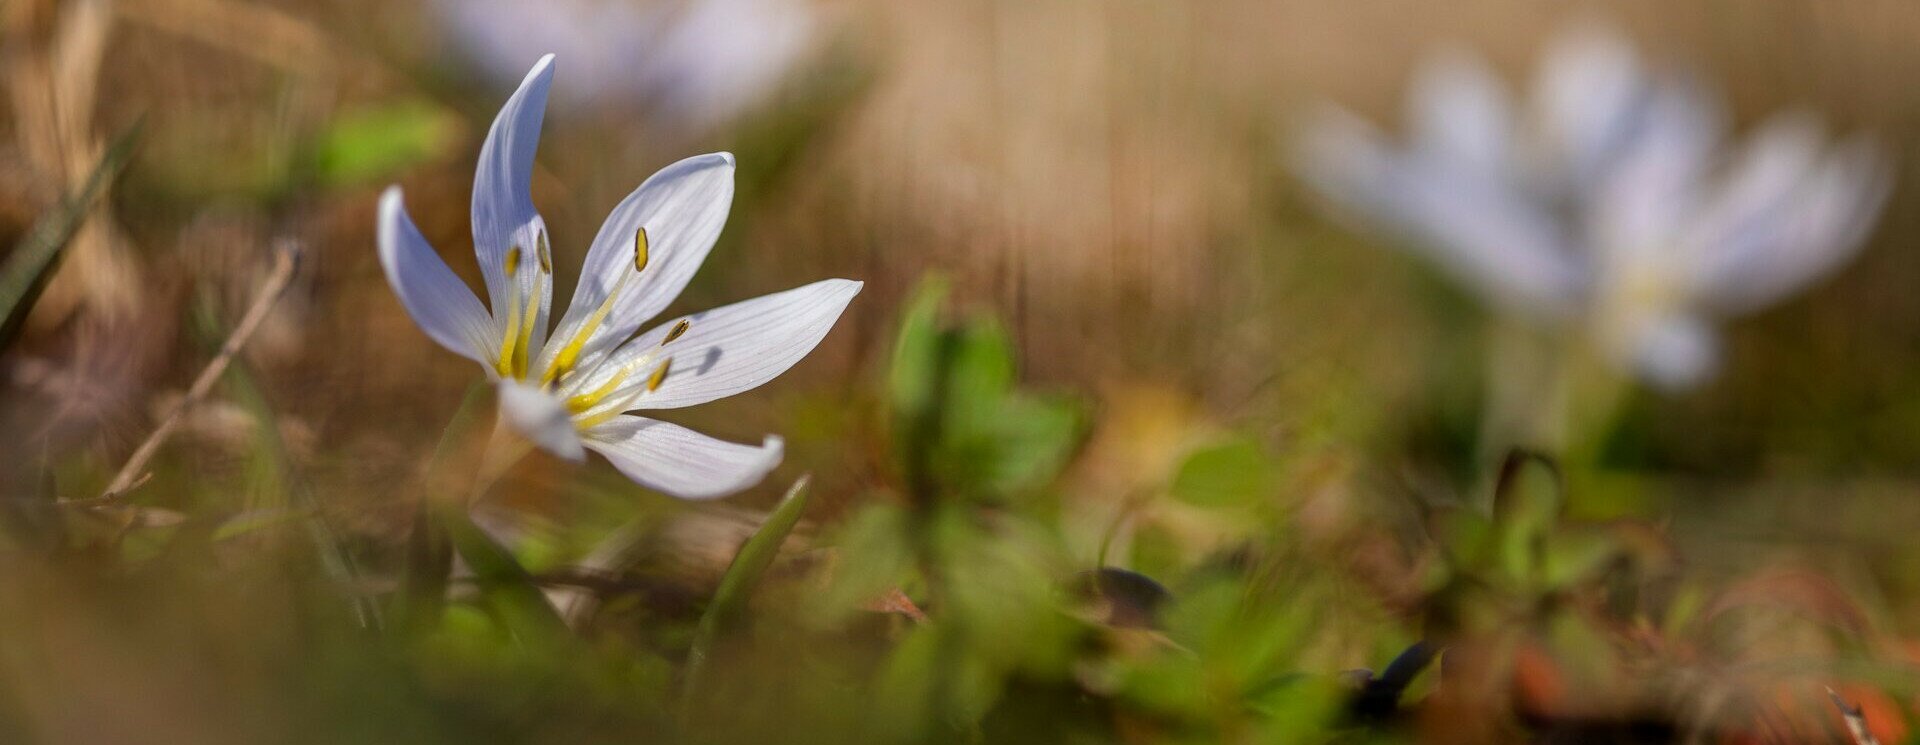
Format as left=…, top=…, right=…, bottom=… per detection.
left=1694, top=135, right=1890, bottom=314
left=1296, top=105, right=1586, bottom=319
left=1589, top=79, right=1721, bottom=267
left=499, top=381, right=585, bottom=462
left=1409, top=49, right=1512, bottom=178
left=1532, top=23, right=1647, bottom=188
left=1621, top=313, right=1719, bottom=391
left=376, top=187, right=498, bottom=367
left=640, top=0, right=815, bottom=129
left=1679, top=114, right=1830, bottom=306
left=537, top=153, right=735, bottom=375
left=572, top=279, right=861, bottom=412
left=583, top=416, right=782, bottom=499
left=472, top=54, right=557, bottom=351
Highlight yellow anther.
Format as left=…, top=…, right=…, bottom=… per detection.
left=633, top=227, right=650, bottom=273
left=662, top=319, right=691, bottom=345
left=505, top=246, right=522, bottom=277
left=536, top=231, right=553, bottom=273
left=647, top=357, right=673, bottom=392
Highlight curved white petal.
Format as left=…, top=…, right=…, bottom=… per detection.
left=583, top=416, right=781, bottom=499
left=538, top=152, right=735, bottom=373
left=499, top=380, right=585, bottom=462
left=1532, top=23, right=1646, bottom=189
left=1295, top=106, right=1585, bottom=320
left=377, top=187, right=498, bottom=367
left=1590, top=79, right=1721, bottom=269
left=1680, top=114, right=1833, bottom=307
left=472, top=54, right=557, bottom=351
left=1694, top=135, right=1890, bottom=314
left=572, top=279, right=862, bottom=411
left=1410, top=49, right=1512, bottom=178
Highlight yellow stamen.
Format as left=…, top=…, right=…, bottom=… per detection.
left=537, top=227, right=657, bottom=385
left=494, top=247, right=525, bottom=377
left=512, top=283, right=538, bottom=377
left=536, top=231, right=553, bottom=274
left=662, top=319, right=691, bottom=345
left=565, top=362, right=639, bottom=413
left=647, top=357, right=672, bottom=392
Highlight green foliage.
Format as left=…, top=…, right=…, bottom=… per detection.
left=1170, top=436, right=1278, bottom=509
left=311, top=100, right=459, bottom=187
left=442, top=505, right=570, bottom=645
left=888, top=276, right=1085, bottom=505
left=683, top=476, right=812, bottom=704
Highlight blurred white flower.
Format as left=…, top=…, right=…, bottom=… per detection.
left=379, top=56, right=862, bottom=499
left=1295, top=26, right=1890, bottom=389
left=433, top=0, right=814, bottom=132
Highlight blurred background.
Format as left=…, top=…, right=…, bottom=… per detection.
left=5, top=0, right=1920, bottom=741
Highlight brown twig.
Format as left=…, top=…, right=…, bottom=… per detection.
left=82, top=241, right=300, bottom=504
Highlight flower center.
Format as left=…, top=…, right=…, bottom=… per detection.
left=537, top=226, right=651, bottom=386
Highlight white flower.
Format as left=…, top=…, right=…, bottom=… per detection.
left=378, top=55, right=861, bottom=499
left=433, top=0, right=814, bottom=132
left=1295, top=26, right=1890, bottom=389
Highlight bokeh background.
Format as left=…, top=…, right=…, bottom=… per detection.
left=6, top=0, right=1920, bottom=742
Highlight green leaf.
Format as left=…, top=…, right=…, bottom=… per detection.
left=682, top=476, right=812, bottom=707
left=889, top=276, right=953, bottom=501
left=972, top=393, right=1082, bottom=496
left=400, top=381, right=490, bottom=631
left=1169, top=437, right=1277, bottom=509
left=0, top=124, right=139, bottom=350
left=311, top=100, right=457, bottom=187
left=442, top=505, right=570, bottom=645
left=1491, top=450, right=1564, bottom=584
left=944, top=314, right=1016, bottom=410
left=888, top=276, right=951, bottom=432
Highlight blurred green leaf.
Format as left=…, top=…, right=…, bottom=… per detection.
left=1170, top=437, right=1278, bottom=509
left=401, top=381, right=489, bottom=631
left=887, top=276, right=1085, bottom=504
left=684, top=476, right=812, bottom=705
left=0, top=124, right=139, bottom=350
left=1492, top=450, right=1563, bottom=585
left=311, top=100, right=458, bottom=187
left=443, top=506, right=569, bottom=645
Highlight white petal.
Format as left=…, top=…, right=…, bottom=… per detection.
left=538, top=152, right=735, bottom=373
left=575, top=279, right=862, bottom=411
left=583, top=416, right=782, bottom=499
left=1680, top=114, right=1837, bottom=309
left=1409, top=49, right=1512, bottom=178
left=1694, top=135, right=1890, bottom=314
left=1589, top=78, right=1721, bottom=268
left=638, top=0, right=815, bottom=130
left=1532, top=23, right=1647, bottom=188
left=1622, top=314, right=1719, bottom=391
left=498, top=380, right=585, bottom=462
left=472, top=53, right=557, bottom=350
left=376, top=187, right=498, bottom=367
left=1295, top=106, right=1585, bottom=319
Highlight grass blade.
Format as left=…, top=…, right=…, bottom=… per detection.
left=0, top=124, right=139, bottom=349
left=682, top=476, right=812, bottom=709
